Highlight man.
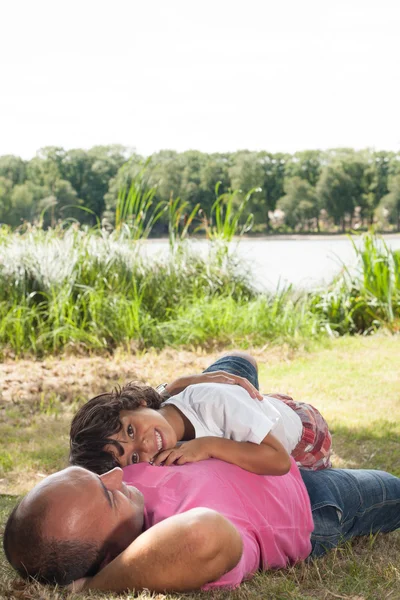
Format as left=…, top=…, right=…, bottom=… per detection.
left=4, top=459, right=400, bottom=593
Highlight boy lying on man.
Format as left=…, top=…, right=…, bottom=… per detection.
left=70, top=352, right=332, bottom=475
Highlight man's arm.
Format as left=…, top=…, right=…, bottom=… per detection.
left=83, top=508, right=243, bottom=593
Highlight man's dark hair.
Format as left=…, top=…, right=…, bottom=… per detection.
left=3, top=500, right=107, bottom=585
left=69, top=382, right=163, bottom=474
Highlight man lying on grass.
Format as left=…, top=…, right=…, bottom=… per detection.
left=3, top=354, right=400, bottom=593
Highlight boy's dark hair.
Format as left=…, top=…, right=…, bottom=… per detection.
left=69, top=383, right=163, bottom=474
left=3, top=499, right=106, bottom=585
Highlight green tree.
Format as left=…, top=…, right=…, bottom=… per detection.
left=377, top=174, right=400, bottom=231
left=179, top=151, right=207, bottom=205
left=199, top=153, right=231, bottom=216
left=316, top=164, right=355, bottom=232
left=277, top=177, right=320, bottom=230
left=284, top=150, right=323, bottom=187
left=0, top=155, right=27, bottom=185
left=38, top=179, right=82, bottom=227
left=365, top=151, right=394, bottom=223
left=26, top=147, right=65, bottom=187
left=0, top=176, right=13, bottom=222
left=341, top=156, right=370, bottom=226
left=229, top=151, right=288, bottom=231
left=8, top=182, right=47, bottom=227
left=62, top=145, right=130, bottom=222
left=146, top=150, right=182, bottom=201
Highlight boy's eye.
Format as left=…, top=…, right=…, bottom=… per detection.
left=132, top=453, right=139, bottom=464
left=127, top=424, right=134, bottom=439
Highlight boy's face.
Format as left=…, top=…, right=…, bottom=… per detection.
left=107, top=408, right=178, bottom=467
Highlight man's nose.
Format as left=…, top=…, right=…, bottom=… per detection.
left=100, top=466, right=124, bottom=490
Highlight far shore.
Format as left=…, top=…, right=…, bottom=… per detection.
left=144, top=231, right=400, bottom=243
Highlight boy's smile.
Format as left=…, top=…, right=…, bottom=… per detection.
left=108, top=407, right=179, bottom=467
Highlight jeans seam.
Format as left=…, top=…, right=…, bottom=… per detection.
left=342, top=498, right=400, bottom=523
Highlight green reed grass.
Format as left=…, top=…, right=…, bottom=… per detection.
left=155, top=291, right=319, bottom=348
left=202, top=183, right=255, bottom=245
left=0, top=222, right=398, bottom=357
left=311, top=232, right=400, bottom=334
left=115, top=163, right=166, bottom=238
left=167, top=195, right=200, bottom=251
left=0, top=221, right=264, bottom=355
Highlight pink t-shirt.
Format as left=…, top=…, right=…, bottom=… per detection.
left=123, top=458, right=313, bottom=589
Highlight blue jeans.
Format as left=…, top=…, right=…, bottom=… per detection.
left=301, top=467, right=400, bottom=557
left=205, top=355, right=400, bottom=557
left=203, top=355, right=260, bottom=390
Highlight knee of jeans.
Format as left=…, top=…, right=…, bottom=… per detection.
left=221, top=350, right=258, bottom=372
left=349, top=469, right=400, bottom=505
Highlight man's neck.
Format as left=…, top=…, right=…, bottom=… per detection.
left=159, top=405, right=195, bottom=441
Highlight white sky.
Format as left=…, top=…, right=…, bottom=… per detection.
left=1, top=0, right=399, bottom=159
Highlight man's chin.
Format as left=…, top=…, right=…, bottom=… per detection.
left=126, top=484, right=144, bottom=508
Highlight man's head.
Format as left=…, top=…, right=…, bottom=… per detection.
left=70, top=383, right=163, bottom=474
left=3, top=466, right=144, bottom=586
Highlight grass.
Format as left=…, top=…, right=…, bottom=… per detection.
left=1, top=218, right=399, bottom=357
left=1, top=336, right=399, bottom=599
left=0, top=224, right=266, bottom=356
left=310, top=234, right=400, bottom=335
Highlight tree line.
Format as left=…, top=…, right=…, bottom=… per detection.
left=0, top=145, right=399, bottom=232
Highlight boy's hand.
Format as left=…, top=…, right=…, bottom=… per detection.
left=166, top=371, right=263, bottom=400
left=153, top=439, right=214, bottom=466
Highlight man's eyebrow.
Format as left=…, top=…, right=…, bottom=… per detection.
left=99, top=478, right=112, bottom=508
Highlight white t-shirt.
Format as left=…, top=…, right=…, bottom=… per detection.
left=163, top=383, right=302, bottom=453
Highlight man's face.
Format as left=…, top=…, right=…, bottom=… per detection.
left=21, top=466, right=144, bottom=559
left=108, top=408, right=178, bottom=467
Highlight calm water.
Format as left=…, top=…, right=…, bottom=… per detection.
left=144, top=235, right=400, bottom=291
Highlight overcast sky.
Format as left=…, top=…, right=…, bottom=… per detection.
left=1, top=0, right=399, bottom=159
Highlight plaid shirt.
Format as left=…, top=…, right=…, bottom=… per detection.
left=268, top=393, right=332, bottom=471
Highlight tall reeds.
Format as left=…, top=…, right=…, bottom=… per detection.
left=114, top=163, right=166, bottom=239
left=0, top=220, right=259, bottom=355
left=311, top=232, right=400, bottom=334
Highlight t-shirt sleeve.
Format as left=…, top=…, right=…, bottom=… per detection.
left=189, top=384, right=281, bottom=444
left=202, top=528, right=260, bottom=590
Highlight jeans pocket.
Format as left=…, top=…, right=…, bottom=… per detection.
left=309, top=505, right=344, bottom=558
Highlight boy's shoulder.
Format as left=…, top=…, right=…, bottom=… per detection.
left=175, top=382, right=250, bottom=402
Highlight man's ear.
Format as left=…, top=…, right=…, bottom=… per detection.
left=99, top=552, right=113, bottom=570
left=139, top=400, right=147, bottom=407
left=99, top=541, right=124, bottom=569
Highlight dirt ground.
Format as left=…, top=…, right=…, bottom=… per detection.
left=0, top=345, right=297, bottom=408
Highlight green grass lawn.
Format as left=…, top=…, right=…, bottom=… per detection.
left=1, top=335, right=399, bottom=599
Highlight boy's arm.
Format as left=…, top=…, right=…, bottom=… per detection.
left=161, top=371, right=263, bottom=400
left=154, top=433, right=292, bottom=476
left=74, top=508, right=243, bottom=593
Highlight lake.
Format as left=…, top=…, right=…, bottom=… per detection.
left=144, top=235, right=400, bottom=291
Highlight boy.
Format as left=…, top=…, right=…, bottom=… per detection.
left=70, top=353, right=332, bottom=475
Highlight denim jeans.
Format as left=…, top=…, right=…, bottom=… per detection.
left=301, top=468, right=400, bottom=557
left=203, top=355, right=260, bottom=390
